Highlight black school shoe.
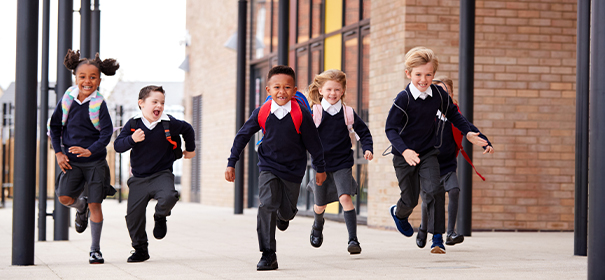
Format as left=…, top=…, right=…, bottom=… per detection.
left=310, top=219, right=324, bottom=248
left=153, top=215, right=167, bottom=239
left=257, top=251, right=278, bottom=271
left=446, top=232, right=464, bottom=246
left=75, top=208, right=89, bottom=234
left=416, top=226, right=427, bottom=248
left=127, top=246, right=150, bottom=263
left=89, top=250, right=104, bottom=264
left=347, top=238, right=362, bottom=255
left=276, top=219, right=289, bottom=231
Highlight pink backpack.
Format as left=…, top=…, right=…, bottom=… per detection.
left=312, top=104, right=360, bottom=141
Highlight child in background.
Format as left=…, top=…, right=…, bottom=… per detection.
left=305, top=69, right=373, bottom=254
left=415, top=77, right=494, bottom=249
left=114, top=85, right=196, bottom=263
left=225, top=65, right=326, bottom=271
left=385, top=46, right=489, bottom=254
left=49, top=49, right=119, bottom=264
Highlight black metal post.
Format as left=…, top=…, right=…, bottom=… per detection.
left=12, top=0, right=39, bottom=266
left=38, top=0, right=52, bottom=242
left=589, top=1, right=605, bottom=277
left=54, top=0, right=74, bottom=241
left=118, top=105, right=123, bottom=203
left=90, top=0, right=100, bottom=55
left=277, top=0, right=289, bottom=65
left=574, top=0, right=590, bottom=257
left=457, top=0, right=475, bottom=237
left=234, top=0, right=248, bottom=214
left=80, top=0, right=91, bottom=58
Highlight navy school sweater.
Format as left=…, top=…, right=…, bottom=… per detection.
left=227, top=105, right=326, bottom=184
left=114, top=115, right=195, bottom=178
left=317, top=108, right=373, bottom=172
left=385, top=84, right=472, bottom=157
left=49, top=99, right=113, bottom=163
left=436, top=106, right=492, bottom=176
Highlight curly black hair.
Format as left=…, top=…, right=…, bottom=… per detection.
left=267, top=65, right=296, bottom=84
left=63, top=49, right=120, bottom=76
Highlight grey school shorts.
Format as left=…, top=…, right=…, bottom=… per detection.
left=55, top=159, right=111, bottom=204
left=307, top=168, right=358, bottom=206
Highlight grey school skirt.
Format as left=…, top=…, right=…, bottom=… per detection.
left=306, top=168, right=358, bottom=206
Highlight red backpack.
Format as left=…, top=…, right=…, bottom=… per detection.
left=258, top=100, right=303, bottom=134
left=451, top=106, right=485, bottom=181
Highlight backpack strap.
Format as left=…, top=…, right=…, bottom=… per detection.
left=258, top=102, right=272, bottom=133
left=343, top=105, right=360, bottom=141
left=290, top=101, right=303, bottom=134
left=130, top=118, right=137, bottom=132
left=162, top=121, right=178, bottom=150
left=312, top=104, right=323, bottom=127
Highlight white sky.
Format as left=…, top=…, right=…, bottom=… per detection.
left=0, top=0, right=186, bottom=92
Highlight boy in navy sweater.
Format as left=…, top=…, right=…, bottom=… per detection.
left=385, top=47, right=488, bottom=254
left=225, top=65, right=326, bottom=271
left=114, top=85, right=196, bottom=263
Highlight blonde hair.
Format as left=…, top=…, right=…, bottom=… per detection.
left=433, top=76, right=457, bottom=105
left=307, top=69, right=347, bottom=106
left=404, top=46, right=439, bottom=74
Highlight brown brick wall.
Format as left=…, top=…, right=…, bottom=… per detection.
left=368, top=0, right=576, bottom=231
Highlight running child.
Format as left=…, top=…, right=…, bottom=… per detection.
left=114, top=85, right=196, bottom=263
left=49, top=49, right=119, bottom=264
left=305, top=69, right=373, bottom=254
left=385, top=46, right=489, bottom=254
left=415, top=77, right=494, bottom=249
left=225, top=65, right=326, bottom=271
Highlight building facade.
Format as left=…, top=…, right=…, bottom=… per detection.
left=183, top=0, right=577, bottom=231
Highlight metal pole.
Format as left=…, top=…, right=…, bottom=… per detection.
left=118, top=105, right=123, bottom=203
left=277, top=0, right=289, bottom=65
left=457, top=0, right=475, bottom=237
left=54, top=0, right=74, bottom=241
left=90, top=0, right=100, bottom=55
left=234, top=0, right=248, bottom=214
left=38, top=0, right=52, bottom=242
left=574, top=0, right=590, bottom=257
left=80, top=0, right=91, bottom=58
left=589, top=1, right=605, bottom=278
left=12, top=0, right=39, bottom=266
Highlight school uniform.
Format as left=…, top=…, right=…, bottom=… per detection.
left=114, top=113, right=195, bottom=248
left=228, top=100, right=325, bottom=253
left=385, top=83, right=472, bottom=235
left=307, top=99, right=373, bottom=206
left=49, top=89, right=114, bottom=204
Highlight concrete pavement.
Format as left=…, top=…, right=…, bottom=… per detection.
left=0, top=200, right=587, bottom=279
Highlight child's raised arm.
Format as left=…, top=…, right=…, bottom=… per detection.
left=226, top=109, right=262, bottom=172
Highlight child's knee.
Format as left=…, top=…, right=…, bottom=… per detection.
left=58, top=195, right=75, bottom=206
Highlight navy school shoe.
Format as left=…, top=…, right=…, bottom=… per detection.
left=430, top=234, right=446, bottom=254
left=257, top=251, right=278, bottom=271
left=310, top=218, right=324, bottom=248
left=347, top=238, right=362, bottom=255
left=389, top=205, right=414, bottom=237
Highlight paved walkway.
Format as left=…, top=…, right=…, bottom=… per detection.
left=0, top=200, right=587, bottom=279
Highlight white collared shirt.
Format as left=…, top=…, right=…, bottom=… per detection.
left=133, top=112, right=170, bottom=130
left=270, top=100, right=291, bottom=120
left=70, top=87, right=97, bottom=105
left=321, top=98, right=342, bottom=116
left=409, top=82, right=433, bottom=100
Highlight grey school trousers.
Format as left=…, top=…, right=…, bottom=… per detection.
left=392, top=148, right=445, bottom=234
left=257, top=171, right=300, bottom=252
left=125, top=169, right=179, bottom=248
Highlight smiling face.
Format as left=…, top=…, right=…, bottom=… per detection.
left=75, top=64, right=101, bottom=99
left=266, top=73, right=297, bottom=106
left=405, top=62, right=435, bottom=93
left=319, top=80, right=344, bottom=105
left=138, top=90, right=165, bottom=123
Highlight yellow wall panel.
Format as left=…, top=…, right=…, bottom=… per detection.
left=324, top=34, right=342, bottom=71
left=325, top=0, right=342, bottom=34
